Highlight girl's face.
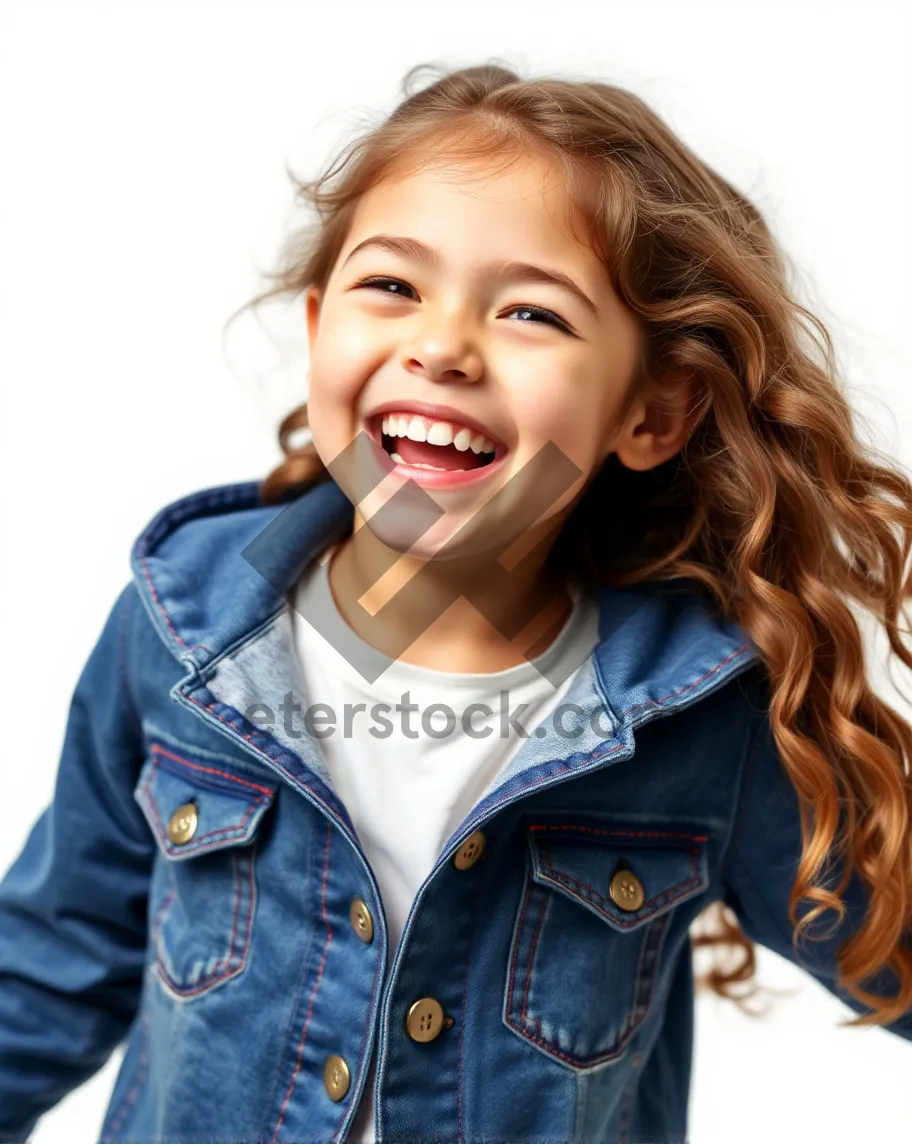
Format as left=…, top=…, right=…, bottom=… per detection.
left=304, top=155, right=650, bottom=561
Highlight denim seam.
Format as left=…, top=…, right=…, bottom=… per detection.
left=619, top=1074, right=630, bottom=1144
left=505, top=863, right=661, bottom=1069
left=133, top=480, right=266, bottom=662
left=138, top=746, right=273, bottom=851
left=270, top=819, right=334, bottom=1142
left=181, top=689, right=350, bottom=839
left=474, top=645, right=753, bottom=846
left=258, top=809, right=321, bottom=1139
left=136, top=481, right=261, bottom=554
left=151, top=848, right=253, bottom=998
left=141, top=718, right=281, bottom=776
left=504, top=863, right=532, bottom=1030
left=456, top=848, right=490, bottom=1142
left=536, top=836, right=706, bottom=927
left=137, top=553, right=212, bottom=656
left=100, top=985, right=151, bottom=1142
left=521, top=872, right=550, bottom=1039
left=150, top=741, right=277, bottom=798
left=618, top=643, right=751, bottom=720
left=211, top=841, right=249, bottom=978
left=339, top=920, right=386, bottom=1144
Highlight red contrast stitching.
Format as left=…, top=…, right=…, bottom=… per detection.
left=138, top=745, right=273, bottom=851
left=138, top=554, right=211, bottom=655
left=529, top=824, right=708, bottom=843
left=505, top=868, right=533, bottom=1027
left=619, top=643, right=749, bottom=717
left=505, top=890, right=672, bottom=1069
left=535, top=833, right=705, bottom=928
left=619, top=1073, right=630, bottom=1144
left=100, top=986, right=151, bottom=1141
left=505, top=824, right=687, bottom=1070
left=271, top=820, right=334, bottom=1142
left=151, top=742, right=276, bottom=796
left=456, top=851, right=490, bottom=1143
left=153, top=850, right=253, bottom=997
left=209, top=842, right=249, bottom=978
left=521, top=879, right=550, bottom=1039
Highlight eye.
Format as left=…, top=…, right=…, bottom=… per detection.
left=501, top=304, right=571, bottom=332
left=351, top=276, right=572, bottom=333
left=351, top=275, right=418, bottom=299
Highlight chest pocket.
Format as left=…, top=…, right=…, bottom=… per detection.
left=134, top=739, right=278, bottom=1000
left=503, top=816, right=710, bottom=1071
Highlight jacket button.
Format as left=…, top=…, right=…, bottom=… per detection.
left=452, top=830, right=486, bottom=870
left=405, top=997, right=446, bottom=1043
left=609, top=868, right=645, bottom=912
left=167, top=802, right=198, bottom=845
left=323, top=1054, right=351, bottom=1101
left=349, top=897, right=374, bottom=943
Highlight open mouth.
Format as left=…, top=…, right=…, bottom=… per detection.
left=368, top=413, right=505, bottom=474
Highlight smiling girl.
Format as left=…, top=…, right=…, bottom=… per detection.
left=299, top=152, right=671, bottom=676
left=1, top=59, right=911, bottom=1144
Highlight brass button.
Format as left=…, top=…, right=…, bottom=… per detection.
left=609, top=868, right=645, bottom=912
left=452, top=830, right=486, bottom=870
left=323, top=1054, right=351, bottom=1101
left=167, top=802, right=198, bottom=845
left=350, top=897, right=374, bottom=944
left=405, top=997, right=445, bottom=1043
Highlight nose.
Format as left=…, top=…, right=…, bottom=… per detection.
left=399, top=307, right=484, bottom=384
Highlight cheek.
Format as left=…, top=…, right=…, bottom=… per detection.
left=517, top=392, right=607, bottom=465
left=309, top=312, right=377, bottom=400
left=303, top=365, right=356, bottom=457
left=306, top=370, right=367, bottom=459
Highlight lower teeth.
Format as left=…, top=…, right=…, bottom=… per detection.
left=389, top=452, right=457, bottom=472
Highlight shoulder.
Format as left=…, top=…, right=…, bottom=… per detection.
left=125, top=475, right=352, bottom=669
left=130, top=479, right=272, bottom=564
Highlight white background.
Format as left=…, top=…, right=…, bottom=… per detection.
left=2, top=1, right=911, bottom=1141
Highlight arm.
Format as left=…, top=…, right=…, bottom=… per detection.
left=0, top=582, right=155, bottom=1141
left=721, top=692, right=912, bottom=1041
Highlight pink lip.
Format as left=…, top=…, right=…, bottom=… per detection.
left=365, top=400, right=507, bottom=453
left=364, top=429, right=509, bottom=490
left=363, top=406, right=509, bottom=492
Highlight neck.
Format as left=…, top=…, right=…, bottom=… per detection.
left=325, top=512, right=573, bottom=673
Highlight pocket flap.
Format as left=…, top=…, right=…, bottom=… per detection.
left=135, top=740, right=279, bottom=860
left=526, top=818, right=710, bottom=932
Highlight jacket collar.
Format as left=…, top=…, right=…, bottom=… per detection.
left=130, top=476, right=761, bottom=856
left=131, top=476, right=352, bottom=672
left=130, top=475, right=760, bottom=735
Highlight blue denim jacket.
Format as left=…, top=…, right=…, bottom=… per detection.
left=1, top=476, right=909, bottom=1144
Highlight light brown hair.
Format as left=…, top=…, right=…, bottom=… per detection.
left=225, top=60, right=912, bottom=1029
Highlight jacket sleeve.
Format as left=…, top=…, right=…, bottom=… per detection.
left=0, top=581, right=156, bottom=1141
left=721, top=692, right=912, bottom=1041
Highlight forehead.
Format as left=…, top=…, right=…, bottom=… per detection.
left=344, top=156, right=596, bottom=268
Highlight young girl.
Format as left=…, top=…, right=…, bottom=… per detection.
left=1, top=60, right=911, bottom=1144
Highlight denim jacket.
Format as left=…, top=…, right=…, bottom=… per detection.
left=1, top=476, right=909, bottom=1144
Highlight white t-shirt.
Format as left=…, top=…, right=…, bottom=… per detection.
left=290, top=542, right=601, bottom=1143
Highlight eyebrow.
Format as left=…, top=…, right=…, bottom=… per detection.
left=341, top=234, right=601, bottom=321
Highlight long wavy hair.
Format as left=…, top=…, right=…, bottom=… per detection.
left=224, top=60, right=912, bottom=1029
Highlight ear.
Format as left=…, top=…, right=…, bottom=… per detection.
left=611, top=370, right=700, bottom=473
left=305, top=287, right=323, bottom=357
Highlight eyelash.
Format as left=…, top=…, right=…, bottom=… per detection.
left=351, top=275, right=572, bottom=333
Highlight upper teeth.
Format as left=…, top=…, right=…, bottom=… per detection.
left=380, top=414, right=497, bottom=455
